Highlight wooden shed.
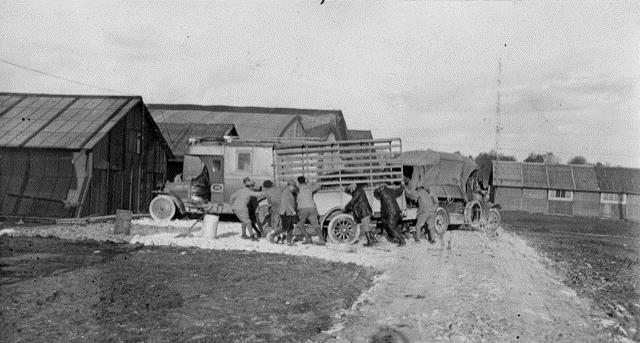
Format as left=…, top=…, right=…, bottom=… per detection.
left=0, top=92, right=172, bottom=218
left=594, top=166, right=640, bottom=221
left=492, top=161, right=640, bottom=221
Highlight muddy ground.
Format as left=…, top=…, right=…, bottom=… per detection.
left=503, top=211, right=640, bottom=341
left=1, top=213, right=638, bottom=342
left=0, top=235, right=375, bottom=343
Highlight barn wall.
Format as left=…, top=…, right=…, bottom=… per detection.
left=522, top=188, right=547, bottom=213
left=0, top=148, right=80, bottom=218
left=81, top=104, right=167, bottom=217
left=627, top=195, right=640, bottom=221
left=494, top=187, right=521, bottom=211
left=548, top=200, right=573, bottom=216
left=573, top=192, right=600, bottom=217
left=600, top=202, right=627, bottom=220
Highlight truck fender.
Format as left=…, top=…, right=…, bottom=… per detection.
left=490, top=204, right=502, bottom=210
left=156, top=192, right=186, bottom=214
left=320, top=206, right=345, bottom=227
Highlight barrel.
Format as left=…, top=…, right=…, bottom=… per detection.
left=202, top=214, right=219, bottom=239
left=113, top=209, right=133, bottom=235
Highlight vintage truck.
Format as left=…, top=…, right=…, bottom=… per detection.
left=398, top=150, right=501, bottom=236
left=149, top=136, right=501, bottom=243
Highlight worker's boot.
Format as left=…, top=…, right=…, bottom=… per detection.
left=412, top=230, right=420, bottom=243
left=389, top=227, right=405, bottom=247
left=370, top=232, right=378, bottom=244
left=363, top=232, right=376, bottom=247
left=363, top=233, right=372, bottom=247
left=427, top=227, right=437, bottom=244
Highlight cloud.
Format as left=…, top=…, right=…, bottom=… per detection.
left=504, top=73, right=638, bottom=114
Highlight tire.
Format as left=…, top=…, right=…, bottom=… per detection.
left=327, top=213, right=360, bottom=244
left=433, top=207, right=449, bottom=235
left=485, top=208, right=501, bottom=236
left=149, top=195, right=177, bottom=221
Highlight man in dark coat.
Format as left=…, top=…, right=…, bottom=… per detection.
left=344, top=183, right=376, bottom=246
left=373, top=183, right=406, bottom=246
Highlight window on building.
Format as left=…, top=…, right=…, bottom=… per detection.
left=548, top=189, right=573, bottom=201
left=600, top=193, right=627, bottom=204
left=237, top=152, right=251, bottom=172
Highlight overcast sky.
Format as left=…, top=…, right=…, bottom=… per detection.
left=1, top=1, right=638, bottom=167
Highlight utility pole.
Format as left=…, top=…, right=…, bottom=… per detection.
left=494, top=44, right=505, bottom=161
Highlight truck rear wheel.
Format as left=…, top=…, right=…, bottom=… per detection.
left=149, top=196, right=177, bottom=221
left=434, top=208, right=449, bottom=235
left=327, top=214, right=360, bottom=245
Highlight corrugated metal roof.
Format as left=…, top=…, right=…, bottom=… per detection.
left=159, top=123, right=238, bottom=157
left=571, top=165, right=599, bottom=191
left=595, top=166, right=640, bottom=195
left=492, top=161, right=523, bottom=187
left=347, top=129, right=373, bottom=140
left=522, top=163, right=548, bottom=188
left=148, top=103, right=348, bottom=140
left=547, top=164, right=574, bottom=190
left=150, top=107, right=300, bottom=139
left=0, top=93, right=139, bottom=150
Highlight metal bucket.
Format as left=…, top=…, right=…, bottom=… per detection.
left=202, top=214, right=219, bottom=239
left=114, top=209, right=132, bottom=235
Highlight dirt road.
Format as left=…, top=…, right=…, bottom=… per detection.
left=324, top=230, right=619, bottom=343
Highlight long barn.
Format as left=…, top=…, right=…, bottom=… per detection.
left=0, top=92, right=172, bottom=218
left=492, top=161, right=640, bottom=221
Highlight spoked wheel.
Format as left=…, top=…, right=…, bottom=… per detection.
left=484, top=208, right=501, bottom=237
left=327, top=213, right=360, bottom=244
left=433, top=208, right=450, bottom=235
left=149, top=196, right=177, bottom=221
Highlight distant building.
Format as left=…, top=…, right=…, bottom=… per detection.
left=492, top=161, right=640, bottom=221
left=148, top=104, right=349, bottom=142
left=347, top=129, right=373, bottom=140
left=0, top=92, right=172, bottom=218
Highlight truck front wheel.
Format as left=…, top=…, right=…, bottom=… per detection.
left=149, top=195, right=177, bottom=221
left=327, top=213, right=360, bottom=245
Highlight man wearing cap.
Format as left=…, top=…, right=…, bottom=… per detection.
left=405, top=185, right=439, bottom=243
left=296, top=176, right=324, bottom=245
left=262, top=179, right=283, bottom=233
left=373, top=183, right=406, bottom=246
left=229, top=177, right=264, bottom=240
left=344, top=183, right=376, bottom=246
left=269, top=179, right=298, bottom=246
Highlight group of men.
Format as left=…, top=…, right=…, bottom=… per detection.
left=229, top=175, right=441, bottom=248
left=229, top=176, right=326, bottom=246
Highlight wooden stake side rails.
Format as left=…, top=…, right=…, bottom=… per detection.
left=276, top=164, right=402, bottom=174
left=273, top=138, right=404, bottom=189
left=274, top=138, right=401, bottom=150
left=274, top=141, right=401, bottom=155
left=275, top=177, right=404, bottom=188
left=275, top=151, right=400, bottom=163
left=277, top=170, right=404, bottom=180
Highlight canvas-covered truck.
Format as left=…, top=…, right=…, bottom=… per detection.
left=397, top=150, right=501, bottom=236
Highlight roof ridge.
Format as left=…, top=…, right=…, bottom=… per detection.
left=147, top=103, right=342, bottom=115
left=0, top=92, right=140, bottom=99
